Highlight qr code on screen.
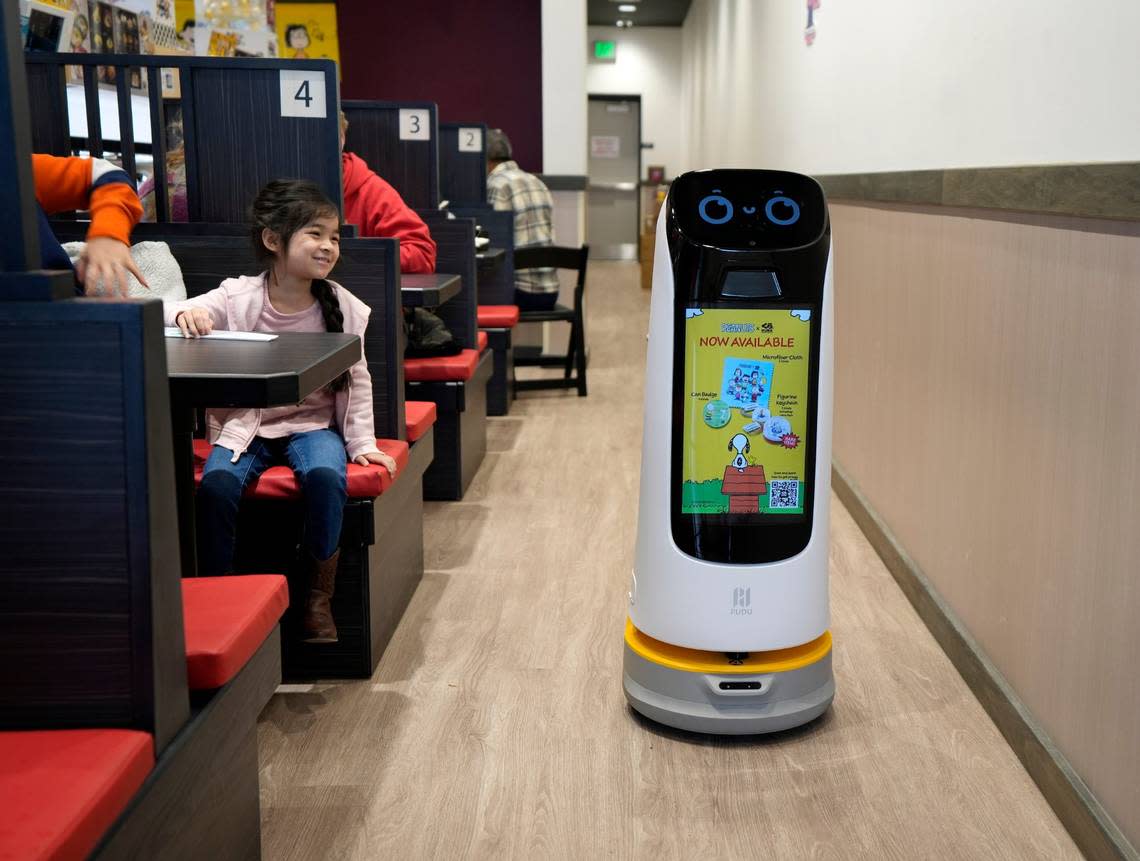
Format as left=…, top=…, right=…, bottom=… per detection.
left=769, top=481, right=800, bottom=509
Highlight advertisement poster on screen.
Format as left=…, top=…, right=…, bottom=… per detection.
left=681, top=308, right=811, bottom=516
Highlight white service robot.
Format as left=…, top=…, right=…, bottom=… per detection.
left=624, top=169, right=835, bottom=734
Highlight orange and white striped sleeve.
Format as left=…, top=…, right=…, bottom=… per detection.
left=31, top=153, right=143, bottom=245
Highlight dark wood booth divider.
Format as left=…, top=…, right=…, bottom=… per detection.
left=0, top=301, right=187, bottom=752
left=342, top=99, right=440, bottom=210
left=415, top=211, right=478, bottom=350
left=47, top=217, right=431, bottom=677
left=24, top=53, right=343, bottom=223
left=440, top=121, right=517, bottom=416
left=36, top=52, right=439, bottom=673
left=453, top=206, right=517, bottom=416
left=455, top=207, right=516, bottom=305
left=150, top=232, right=429, bottom=679
left=0, top=300, right=282, bottom=859
left=176, top=234, right=427, bottom=679
left=3, top=30, right=307, bottom=859
left=440, top=121, right=488, bottom=207
left=412, top=211, right=491, bottom=499
left=437, top=121, right=519, bottom=308
left=308, top=98, right=494, bottom=496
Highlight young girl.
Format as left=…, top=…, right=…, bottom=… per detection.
left=166, top=179, right=395, bottom=644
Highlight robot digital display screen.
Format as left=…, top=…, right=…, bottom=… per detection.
left=680, top=306, right=812, bottom=518
left=669, top=169, right=826, bottom=251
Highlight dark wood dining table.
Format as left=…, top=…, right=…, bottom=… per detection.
left=401, top=273, right=461, bottom=308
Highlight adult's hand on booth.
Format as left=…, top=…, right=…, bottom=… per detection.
left=77, top=237, right=150, bottom=298
left=175, top=307, right=214, bottom=338
left=354, top=450, right=397, bottom=478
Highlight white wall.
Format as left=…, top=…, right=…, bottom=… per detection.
left=542, top=0, right=588, bottom=175
left=682, top=0, right=1140, bottom=173
left=587, top=26, right=685, bottom=179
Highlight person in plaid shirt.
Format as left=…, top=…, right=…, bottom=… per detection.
left=485, top=129, right=561, bottom=311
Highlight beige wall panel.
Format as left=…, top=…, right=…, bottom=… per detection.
left=830, top=202, right=1140, bottom=849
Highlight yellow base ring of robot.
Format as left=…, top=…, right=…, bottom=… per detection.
left=623, top=619, right=835, bottom=734
left=625, top=618, right=832, bottom=673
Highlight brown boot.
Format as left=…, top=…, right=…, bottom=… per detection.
left=302, top=548, right=340, bottom=643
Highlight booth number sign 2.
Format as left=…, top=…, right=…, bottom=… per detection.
left=280, top=70, right=327, bottom=118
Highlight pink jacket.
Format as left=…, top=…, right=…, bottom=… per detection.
left=164, top=273, right=379, bottom=462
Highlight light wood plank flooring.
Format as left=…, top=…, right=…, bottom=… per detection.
left=257, top=261, right=1081, bottom=860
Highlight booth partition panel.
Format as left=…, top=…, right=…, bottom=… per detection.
left=453, top=206, right=515, bottom=306
left=0, top=301, right=189, bottom=753
left=23, top=54, right=343, bottom=225
left=342, top=100, right=440, bottom=211
left=415, top=211, right=478, bottom=350
left=440, top=121, right=488, bottom=207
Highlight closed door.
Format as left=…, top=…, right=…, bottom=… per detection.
left=587, top=96, right=640, bottom=260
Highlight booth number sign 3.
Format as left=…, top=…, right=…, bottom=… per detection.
left=399, top=109, right=432, bottom=141
left=280, top=70, right=327, bottom=118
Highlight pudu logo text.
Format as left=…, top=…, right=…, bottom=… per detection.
left=731, top=587, right=753, bottom=616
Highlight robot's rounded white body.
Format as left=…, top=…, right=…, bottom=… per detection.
left=623, top=169, right=835, bottom=734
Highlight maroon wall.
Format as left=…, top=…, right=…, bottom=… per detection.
left=337, top=2, right=544, bottom=172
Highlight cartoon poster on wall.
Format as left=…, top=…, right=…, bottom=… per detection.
left=193, top=0, right=276, bottom=57
left=275, top=1, right=339, bottom=65
left=174, top=0, right=194, bottom=48
left=681, top=308, right=812, bottom=516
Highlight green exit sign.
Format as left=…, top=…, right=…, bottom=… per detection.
left=593, top=40, right=616, bottom=61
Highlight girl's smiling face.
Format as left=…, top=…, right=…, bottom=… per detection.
left=281, top=214, right=340, bottom=280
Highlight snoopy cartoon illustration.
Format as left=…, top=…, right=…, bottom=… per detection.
left=728, top=433, right=751, bottom=471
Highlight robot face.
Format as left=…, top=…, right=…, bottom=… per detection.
left=668, top=169, right=827, bottom=253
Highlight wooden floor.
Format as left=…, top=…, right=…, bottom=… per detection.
left=257, top=261, right=1082, bottom=860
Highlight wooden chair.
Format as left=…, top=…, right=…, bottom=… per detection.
left=513, top=244, right=590, bottom=397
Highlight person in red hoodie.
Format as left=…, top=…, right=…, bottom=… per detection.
left=339, top=111, right=437, bottom=273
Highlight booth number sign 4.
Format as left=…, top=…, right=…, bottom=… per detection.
left=280, top=70, right=327, bottom=118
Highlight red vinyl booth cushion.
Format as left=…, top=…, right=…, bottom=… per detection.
left=477, top=305, right=520, bottom=328
left=0, top=729, right=153, bottom=861
left=476, top=330, right=489, bottom=353
left=182, top=574, right=289, bottom=690
left=192, top=438, right=410, bottom=500
left=404, top=348, right=480, bottom=383
left=405, top=400, right=437, bottom=443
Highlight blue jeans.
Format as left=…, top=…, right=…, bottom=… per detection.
left=197, top=429, right=347, bottom=578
